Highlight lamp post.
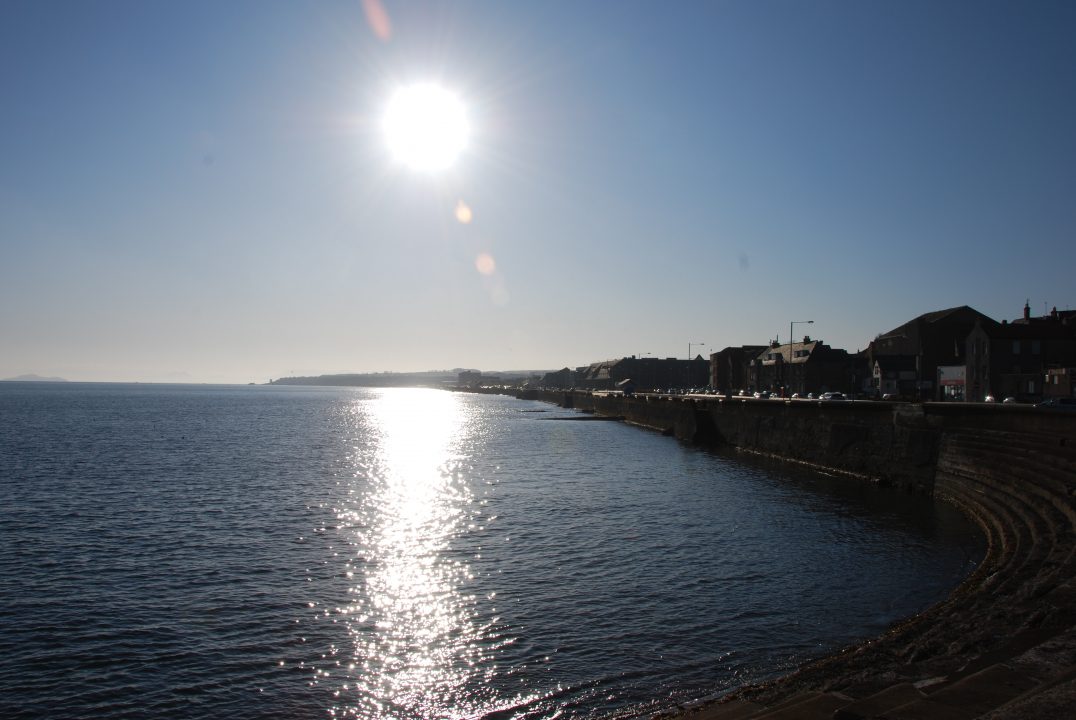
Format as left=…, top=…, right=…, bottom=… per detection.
left=789, top=320, right=814, bottom=397
left=688, top=342, right=706, bottom=392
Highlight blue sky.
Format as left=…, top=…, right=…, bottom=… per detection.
left=2, top=0, right=1074, bottom=382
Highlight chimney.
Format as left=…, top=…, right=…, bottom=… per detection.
left=1024, top=300, right=1031, bottom=321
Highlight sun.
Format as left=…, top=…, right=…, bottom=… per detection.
left=383, top=84, right=469, bottom=173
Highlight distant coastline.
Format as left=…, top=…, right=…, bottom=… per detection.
left=1, top=374, right=68, bottom=382
left=268, top=371, right=458, bottom=388
left=269, top=369, right=547, bottom=389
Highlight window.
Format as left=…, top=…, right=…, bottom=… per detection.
left=1028, top=380, right=1036, bottom=394
left=1013, top=340, right=1021, bottom=354
left=1032, top=340, right=1041, bottom=355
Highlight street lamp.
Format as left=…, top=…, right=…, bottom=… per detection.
left=687, top=342, right=706, bottom=392
left=789, top=320, right=814, bottom=397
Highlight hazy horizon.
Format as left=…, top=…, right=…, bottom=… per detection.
left=1, top=367, right=569, bottom=385
left=3, top=1, right=1074, bottom=384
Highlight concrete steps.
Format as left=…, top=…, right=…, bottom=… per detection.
left=880, top=664, right=1038, bottom=719
left=686, top=698, right=764, bottom=719
left=685, top=692, right=850, bottom=720
left=937, top=430, right=1076, bottom=591
left=687, top=660, right=1073, bottom=719
left=677, top=422, right=1076, bottom=720
left=930, top=430, right=1076, bottom=669
left=832, top=683, right=926, bottom=719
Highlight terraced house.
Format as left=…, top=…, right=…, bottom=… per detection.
left=965, top=304, right=1076, bottom=403
left=747, top=337, right=858, bottom=398
left=867, top=306, right=995, bottom=401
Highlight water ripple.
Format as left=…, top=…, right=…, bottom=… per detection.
left=0, top=384, right=983, bottom=719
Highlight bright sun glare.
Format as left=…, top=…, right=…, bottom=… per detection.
left=383, top=84, right=469, bottom=173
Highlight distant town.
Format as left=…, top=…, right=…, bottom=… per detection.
left=272, top=302, right=1076, bottom=404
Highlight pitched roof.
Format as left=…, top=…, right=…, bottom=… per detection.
left=757, top=340, right=823, bottom=364
left=916, top=305, right=994, bottom=324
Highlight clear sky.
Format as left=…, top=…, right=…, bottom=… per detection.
left=2, top=0, right=1074, bottom=383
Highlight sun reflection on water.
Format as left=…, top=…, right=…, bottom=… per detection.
left=333, top=388, right=493, bottom=718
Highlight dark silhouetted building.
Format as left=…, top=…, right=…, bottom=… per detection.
left=748, top=337, right=855, bottom=397
left=710, top=345, right=766, bottom=394
left=538, top=367, right=576, bottom=389
left=867, top=305, right=994, bottom=401
left=576, top=356, right=708, bottom=391
left=965, top=304, right=1076, bottom=402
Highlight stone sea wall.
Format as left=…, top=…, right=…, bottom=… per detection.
left=545, top=392, right=941, bottom=492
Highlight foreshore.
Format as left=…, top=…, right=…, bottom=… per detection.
left=525, top=390, right=1076, bottom=719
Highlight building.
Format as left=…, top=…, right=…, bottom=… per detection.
left=709, top=345, right=766, bottom=394
left=1044, top=368, right=1076, bottom=399
left=867, top=305, right=995, bottom=401
left=457, top=370, right=482, bottom=388
left=748, top=337, right=856, bottom=397
left=538, top=367, right=576, bottom=389
left=965, top=304, right=1076, bottom=402
left=576, top=356, right=708, bottom=391
left=873, top=355, right=918, bottom=399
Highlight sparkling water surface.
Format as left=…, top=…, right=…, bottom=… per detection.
left=0, top=383, right=983, bottom=719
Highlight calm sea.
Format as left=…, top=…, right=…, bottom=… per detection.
left=0, top=383, right=982, bottom=719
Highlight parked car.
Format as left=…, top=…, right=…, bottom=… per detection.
left=984, top=395, right=996, bottom=403
left=753, top=390, right=770, bottom=399
left=1036, top=397, right=1076, bottom=411
left=1002, top=396, right=1018, bottom=404
left=819, top=392, right=847, bottom=401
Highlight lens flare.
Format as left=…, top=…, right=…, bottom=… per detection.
left=475, top=253, right=496, bottom=275
left=455, top=200, right=473, bottom=224
left=361, top=0, right=392, bottom=41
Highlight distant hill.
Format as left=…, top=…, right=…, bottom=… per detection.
left=2, top=374, right=68, bottom=382
left=270, top=371, right=457, bottom=388
left=270, top=369, right=552, bottom=388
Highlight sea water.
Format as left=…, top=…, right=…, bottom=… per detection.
left=0, top=383, right=982, bottom=718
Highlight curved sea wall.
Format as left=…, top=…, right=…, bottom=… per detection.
left=549, top=392, right=941, bottom=492
left=533, top=391, right=1076, bottom=718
